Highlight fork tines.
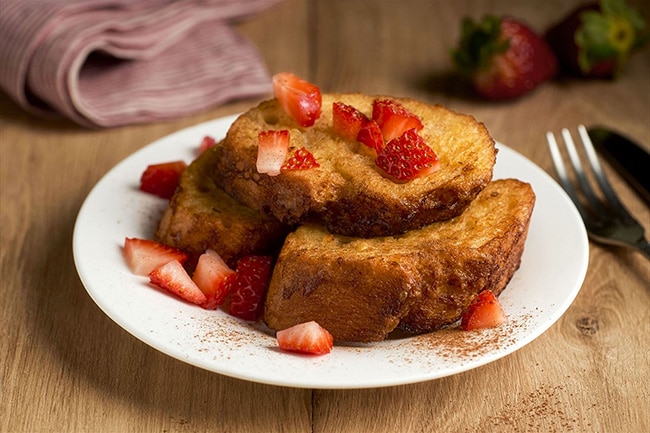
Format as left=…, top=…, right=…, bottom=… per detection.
left=547, top=124, right=632, bottom=223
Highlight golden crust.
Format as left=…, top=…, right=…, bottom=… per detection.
left=155, top=143, right=289, bottom=269
left=263, top=179, right=536, bottom=342
left=216, top=93, right=497, bottom=237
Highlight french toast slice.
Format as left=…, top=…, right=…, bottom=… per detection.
left=155, top=143, right=289, bottom=269
left=216, top=93, right=497, bottom=238
left=263, top=179, right=536, bottom=343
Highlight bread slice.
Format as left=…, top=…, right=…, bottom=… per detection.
left=216, top=93, right=497, bottom=238
left=263, top=179, right=536, bottom=342
left=155, top=143, right=289, bottom=269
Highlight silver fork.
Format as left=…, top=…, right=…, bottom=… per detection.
left=546, top=124, right=650, bottom=259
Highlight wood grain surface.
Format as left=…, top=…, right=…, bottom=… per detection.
left=1, top=1, right=649, bottom=432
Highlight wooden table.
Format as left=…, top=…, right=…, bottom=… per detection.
left=2, top=1, right=649, bottom=431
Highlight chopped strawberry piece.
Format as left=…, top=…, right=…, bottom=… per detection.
left=356, top=119, right=384, bottom=152
left=192, top=249, right=235, bottom=310
left=332, top=101, right=369, bottom=141
left=123, top=237, right=188, bottom=276
left=272, top=72, right=322, bottom=127
left=197, top=135, right=216, bottom=154
left=461, top=290, right=508, bottom=331
left=149, top=260, right=207, bottom=305
left=228, top=255, right=273, bottom=321
left=140, top=160, right=187, bottom=199
left=276, top=321, right=334, bottom=355
left=375, top=129, right=439, bottom=182
left=256, top=130, right=290, bottom=176
left=281, top=147, right=320, bottom=171
left=372, top=99, right=424, bottom=143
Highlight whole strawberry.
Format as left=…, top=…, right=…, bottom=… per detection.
left=451, top=15, right=558, bottom=100
left=545, top=0, right=648, bottom=79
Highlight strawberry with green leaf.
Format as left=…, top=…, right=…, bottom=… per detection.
left=451, top=15, right=558, bottom=100
left=545, top=0, right=648, bottom=79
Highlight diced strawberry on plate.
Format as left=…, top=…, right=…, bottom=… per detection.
left=197, top=135, right=216, bottom=154
left=372, top=99, right=424, bottom=143
left=272, top=72, right=322, bottom=127
left=281, top=147, right=320, bottom=171
left=192, top=249, right=235, bottom=310
left=257, top=130, right=290, bottom=176
left=332, top=101, right=369, bottom=141
left=276, top=321, right=334, bottom=355
left=228, top=255, right=273, bottom=321
left=461, top=290, right=508, bottom=331
left=123, top=237, right=188, bottom=276
left=149, top=260, right=207, bottom=305
left=375, top=128, right=439, bottom=182
left=140, top=160, right=187, bottom=199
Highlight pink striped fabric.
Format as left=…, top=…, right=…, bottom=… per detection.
left=0, top=0, right=279, bottom=127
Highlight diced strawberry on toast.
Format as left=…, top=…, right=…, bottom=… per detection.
left=256, top=130, right=290, bottom=176
left=372, top=98, right=424, bottom=143
left=332, top=101, right=369, bottom=141
left=272, top=72, right=322, bottom=127
left=281, top=147, right=320, bottom=171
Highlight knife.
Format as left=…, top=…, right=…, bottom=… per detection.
left=587, top=126, right=650, bottom=206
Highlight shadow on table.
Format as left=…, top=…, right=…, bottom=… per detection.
left=20, top=194, right=310, bottom=430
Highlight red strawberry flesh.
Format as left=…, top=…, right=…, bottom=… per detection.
left=332, top=101, right=369, bottom=141
left=272, top=72, right=322, bottom=127
left=375, top=129, right=439, bottom=182
left=276, top=321, right=334, bottom=355
left=372, top=99, right=424, bottom=143
left=192, top=249, right=235, bottom=310
left=257, top=130, right=290, bottom=176
left=356, top=119, right=384, bottom=152
left=149, top=260, right=207, bottom=305
left=461, top=290, right=508, bottom=331
left=281, top=147, right=320, bottom=171
left=228, top=255, right=273, bottom=321
left=140, top=160, right=187, bottom=199
left=197, top=135, right=216, bottom=154
left=123, top=237, right=188, bottom=276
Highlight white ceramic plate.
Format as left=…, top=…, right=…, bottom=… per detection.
left=73, top=115, right=589, bottom=389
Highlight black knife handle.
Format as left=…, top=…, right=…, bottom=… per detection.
left=588, top=127, right=650, bottom=207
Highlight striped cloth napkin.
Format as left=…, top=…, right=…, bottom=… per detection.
left=0, top=0, right=279, bottom=128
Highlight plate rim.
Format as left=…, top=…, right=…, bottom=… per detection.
left=72, top=115, right=589, bottom=389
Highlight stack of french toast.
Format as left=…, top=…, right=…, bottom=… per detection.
left=156, top=80, right=536, bottom=343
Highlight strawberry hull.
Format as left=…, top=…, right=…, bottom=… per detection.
left=544, top=0, right=648, bottom=79
left=544, top=4, right=616, bottom=78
